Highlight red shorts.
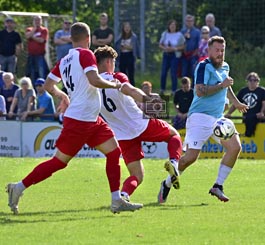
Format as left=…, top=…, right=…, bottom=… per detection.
left=118, top=119, right=171, bottom=164
left=56, top=116, right=114, bottom=156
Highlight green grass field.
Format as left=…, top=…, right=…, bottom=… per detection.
left=1, top=157, right=265, bottom=244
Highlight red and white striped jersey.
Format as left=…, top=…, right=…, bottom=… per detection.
left=48, top=48, right=100, bottom=122
left=99, top=72, right=149, bottom=140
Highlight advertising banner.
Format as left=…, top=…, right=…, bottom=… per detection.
left=0, top=121, right=21, bottom=157
left=21, top=122, right=105, bottom=158
left=1, top=121, right=264, bottom=159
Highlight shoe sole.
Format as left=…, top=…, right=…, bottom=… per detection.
left=110, top=204, right=143, bottom=214
left=164, top=161, right=180, bottom=189
left=209, top=189, right=229, bottom=202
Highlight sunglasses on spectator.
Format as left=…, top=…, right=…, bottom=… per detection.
left=64, top=22, right=71, bottom=24
left=202, top=32, right=209, bottom=34
left=248, top=79, right=259, bottom=82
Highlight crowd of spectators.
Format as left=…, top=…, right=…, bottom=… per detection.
left=0, top=11, right=264, bottom=137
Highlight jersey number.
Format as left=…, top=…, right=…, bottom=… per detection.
left=63, top=64, right=75, bottom=91
left=102, top=89, right=116, bottom=112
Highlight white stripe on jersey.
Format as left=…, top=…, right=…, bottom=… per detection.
left=99, top=72, right=149, bottom=140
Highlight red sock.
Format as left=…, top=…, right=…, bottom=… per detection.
left=105, top=147, right=121, bottom=192
left=167, top=135, right=182, bottom=160
left=22, top=157, right=67, bottom=188
left=121, top=176, right=139, bottom=196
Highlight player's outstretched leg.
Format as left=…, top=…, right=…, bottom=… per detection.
left=6, top=183, right=24, bottom=215
left=164, top=159, right=180, bottom=189
left=209, top=183, right=229, bottom=202
left=110, top=198, right=143, bottom=214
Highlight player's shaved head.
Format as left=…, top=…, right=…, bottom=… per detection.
left=70, top=22, right=90, bottom=42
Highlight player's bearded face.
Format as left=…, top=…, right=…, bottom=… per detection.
left=209, top=43, right=225, bottom=68
left=210, top=53, right=224, bottom=68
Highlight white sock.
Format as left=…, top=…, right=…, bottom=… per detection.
left=121, top=191, right=129, bottom=199
left=17, top=181, right=26, bottom=192
left=170, top=159, right=178, bottom=170
left=165, top=175, right=172, bottom=188
left=215, top=164, right=232, bottom=185
left=111, top=190, right=121, bottom=201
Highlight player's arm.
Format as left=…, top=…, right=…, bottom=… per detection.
left=120, top=83, right=151, bottom=103
left=227, top=87, right=248, bottom=113
left=196, top=77, right=233, bottom=97
left=113, top=72, right=151, bottom=102
left=87, top=70, right=121, bottom=89
left=44, top=77, right=70, bottom=113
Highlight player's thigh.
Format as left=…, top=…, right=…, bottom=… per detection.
left=90, top=117, right=117, bottom=155
left=56, top=118, right=88, bottom=157
left=119, top=139, right=143, bottom=164
left=140, top=119, right=174, bottom=142
left=184, top=113, right=215, bottom=150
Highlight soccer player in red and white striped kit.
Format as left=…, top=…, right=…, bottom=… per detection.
left=94, top=46, right=182, bottom=203
left=6, top=22, right=143, bottom=214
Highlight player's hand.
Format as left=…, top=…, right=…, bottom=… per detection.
left=234, top=101, right=248, bottom=113
left=57, top=94, right=70, bottom=113
left=111, top=79, right=121, bottom=89
left=222, top=77, right=234, bottom=88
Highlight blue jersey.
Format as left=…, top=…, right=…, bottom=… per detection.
left=188, top=59, right=229, bottom=118
left=37, top=91, right=56, bottom=121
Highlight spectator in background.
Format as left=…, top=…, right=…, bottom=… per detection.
left=92, top=13, right=114, bottom=49
left=226, top=72, right=265, bottom=137
left=25, top=15, right=49, bottom=87
left=8, top=76, right=36, bottom=120
left=115, top=22, right=140, bottom=86
left=21, top=78, right=56, bottom=121
left=0, top=72, right=19, bottom=115
left=137, top=81, right=161, bottom=111
left=159, top=19, right=185, bottom=95
left=0, top=94, right=6, bottom=120
left=53, top=19, right=72, bottom=94
left=54, top=19, right=72, bottom=61
left=181, top=14, right=201, bottom=81
left=0, top=65, right=4, bottom=89
left=198, top=26, right=210, bottom=62
left=141, top=81, right=160, bottom=99
left=205, top=13, right=222, bottom=37
left=0, top=17, right=23, bottom=74
left=172, top=77, right=193, bottom=130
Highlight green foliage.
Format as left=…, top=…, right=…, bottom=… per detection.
left=1, top=157, right=265, bottom=244
left=0, top=0, right=264, bottom=80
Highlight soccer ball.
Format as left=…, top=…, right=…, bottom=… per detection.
left=213, top=118, right=236, bottom=140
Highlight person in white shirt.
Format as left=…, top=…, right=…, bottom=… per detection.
left=6, top=22, right=143, bottom=215
left=95, top=45, right=182, bottom=203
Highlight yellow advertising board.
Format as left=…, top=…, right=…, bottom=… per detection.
left=178, top=123, right=265, bottom=159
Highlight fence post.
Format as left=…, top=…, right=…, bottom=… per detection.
left=140, top=0, right=145, bottom=73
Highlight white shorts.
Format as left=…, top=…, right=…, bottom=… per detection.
left=184, top=113, right=222, bottom=150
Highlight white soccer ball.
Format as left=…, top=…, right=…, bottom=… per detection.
left=213, top=118, right=236, bottom=140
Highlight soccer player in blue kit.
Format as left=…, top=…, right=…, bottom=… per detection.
left=159, top=36, right=249, bottom=202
